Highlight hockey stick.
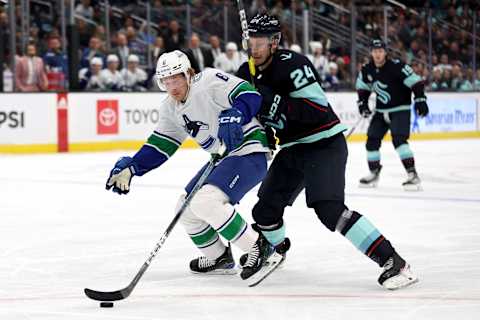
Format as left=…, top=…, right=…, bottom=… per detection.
left=236, top=0, right=256, bottom=85
left=345, top=116, right=365, bottom=139
left=84, top=146, right=225, bottom=302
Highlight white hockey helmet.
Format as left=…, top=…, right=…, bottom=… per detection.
left=155, top=50, right=191, bottom=90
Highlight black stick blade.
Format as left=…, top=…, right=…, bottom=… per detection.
left=84, top=287, right=128, bottom=301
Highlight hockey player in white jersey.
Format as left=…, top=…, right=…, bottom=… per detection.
left=121, top=54, right=148, bottom=91
left=105, top=50, right=283, bottom=285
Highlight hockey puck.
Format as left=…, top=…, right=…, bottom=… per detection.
left=100, top=302, right=114, bottom=308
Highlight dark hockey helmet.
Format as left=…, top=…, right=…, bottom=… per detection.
left=248, top=13, right=281, bottom=37
left=371, top=38, right=386, bottom=50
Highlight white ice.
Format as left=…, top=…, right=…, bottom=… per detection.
left=1, top=139, right=480, bottom=320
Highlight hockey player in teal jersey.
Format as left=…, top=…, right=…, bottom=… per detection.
left=236, top=13, right=418, bottom=290
left=356, top=38, right=429, bottom=190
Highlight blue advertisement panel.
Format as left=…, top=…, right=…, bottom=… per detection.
left=411, top=97, right=477, bottom=133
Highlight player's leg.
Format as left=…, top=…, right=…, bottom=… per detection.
left=181, top=153, right=278, bottom=279
left=251, top=147, right=304, bottom=250
left=360, top=112, right=389, bottom=187
left=390, top=110, right=422, bottom=191
left=308, top=134, right=417, bottom=290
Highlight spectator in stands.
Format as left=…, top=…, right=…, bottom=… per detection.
left=79, top=56, right=104, bottom=91
left=323, top=61, right=340, bottom=91
left=75, top=0, right=94, bottom=20
left=163, top=20, right=185, bottom=52
left=430, top=66, right=445, bottom=91
left=310, top=41, right=329, bottom=80
left=126, top=26, right=147, bottom=66
left=475, top=69, right=480, bottom=90
left=80, top=36, right=105, bottom=69
left=214, top=42, right=246, bottom=75
left=121, top=54, right=148, bottom=92
left=15, top=43, right=48, bottom=92
left=188, top=33, right=214, bottom=71
left=112, top=32, right=130, bottom=70
left=43, top=37, right=68, bottom=91
left=208, top=35, right=223, bottom=61
left=437, top=53, right=452, bottom=72
left=77, top=18, right=94, bottom=48
left=442, top=68, right=452, bottom=90
left=99, top=54, right=124, bottom=91
left=289, top=44, right=302, bottom=54
left=152, top=36, right=166, bottom=62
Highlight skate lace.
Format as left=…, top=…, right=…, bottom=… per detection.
left=244, top=244, right=260, bottom=268
left=198, top=256, right=216, bottom=269
left=383, top=257, right=393, bottom=271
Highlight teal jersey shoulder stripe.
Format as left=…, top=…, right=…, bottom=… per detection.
left=146, top=132, right=180, bottom=157
left=228, top=81, right=259, bottom=104
left=280, top=123, right=347, bottom=148
left=289, top=82, right=329, bottom=107
left=356, top=73, right=372, bottom=91
left=403, top=73, right=422, bottom=88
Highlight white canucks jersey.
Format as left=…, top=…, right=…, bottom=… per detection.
left=143, top=68, right=269, bottom=160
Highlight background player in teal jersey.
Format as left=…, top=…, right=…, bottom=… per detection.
left=356, top=39, right=429, bottom=191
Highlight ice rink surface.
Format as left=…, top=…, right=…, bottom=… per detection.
left=1, top=139, right=480, bottom=320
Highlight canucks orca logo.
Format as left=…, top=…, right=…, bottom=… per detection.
left=372, top=81, right=391, bottom=104
left=182, top=114, right=209, bottom=137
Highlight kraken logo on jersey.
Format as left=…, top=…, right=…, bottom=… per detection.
left=372, top=81, right=391, bottom=104
left=280, top=53, right=292, bottom=61
left=182, top=114, right=209, bottom=137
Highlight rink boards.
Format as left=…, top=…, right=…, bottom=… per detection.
left=0, top=91, right=479, bottom=153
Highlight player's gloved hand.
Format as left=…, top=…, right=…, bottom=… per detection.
left=358, top=100, right=372, bottom=118
left=106, top=156, right=137, bottom=195
left=218, top=108, right=244, bottom=152
left=414, top=97, right=429, bottom=117
left=257, top=85, right=287, bottom=126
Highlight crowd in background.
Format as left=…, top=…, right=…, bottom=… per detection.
left=1, top=0, right=479, bottom=92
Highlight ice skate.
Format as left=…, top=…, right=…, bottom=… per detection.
left=402, top=170, right=422, bottom=191
left=378, top=252, right=418, bottom=290
left=240, top=233, right=284, bottom=287
left=239, top=237, right=290, bottom=268
left=359, top=166, right=382, bottom=188
left=190, top=245, right=237, bottom=275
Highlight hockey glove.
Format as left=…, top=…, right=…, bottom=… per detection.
left=218, top=108, right=244, bottom=152
left=414, top=97, right=429, bottom=117
left=358, top=100, right=372, bottom=118
left=106, top=156, right=138, bottom=195
left=257, top=85, right=287, bottom=127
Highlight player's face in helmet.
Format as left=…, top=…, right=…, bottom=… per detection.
left=249, top=36, right=276, bottom=66
left=162, top=73, right=189, bottom=102
left=371, top=48, right=387, bottom=67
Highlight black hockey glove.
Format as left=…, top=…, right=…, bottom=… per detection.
left=414, top=97, right=429, bottom=117
left=357, top=100, right=372, bottom=118
left=256, top=85, right=287, bottom=129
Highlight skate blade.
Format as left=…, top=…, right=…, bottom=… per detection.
left=382, top=264, right=419, bottom=290
left=403, top=184, right=423, bottom=192
left=359, top=181, right=378, bottom=188
left=383, top=275, right=419, bottom=290
left=247, top=252, right=285, bottom=287
left=191, top=268, right=238, bottom=275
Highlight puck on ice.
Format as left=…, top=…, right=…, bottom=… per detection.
left=100, top=302, right=114, bottom=308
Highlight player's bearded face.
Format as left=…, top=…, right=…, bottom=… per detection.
left=162, top=73, right=189, bottom=102
left=371, top=48, right=386, bottom=66
left=249, top=37, right=272, bottom=66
